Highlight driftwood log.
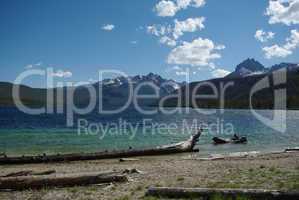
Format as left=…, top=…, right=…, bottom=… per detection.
left=31, top=170, right=56, bottom=176
left=285, top=147, right=299, bottom=152
left=119, top=158, right=140, bottom=162
left=146, top=187, right=299, bottom=200
left=0, top=171, right=33, bottom=178
left=0, top=173, right=128, bottom=190
left=0, top=131, right=202, bottom=165
left=0, top=170, right=56, bottom=178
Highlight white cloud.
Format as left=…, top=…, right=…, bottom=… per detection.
left=214, top=44, right=225, bottom=50
left=262, top=45, right=292, bottom=58
left=160, top=36, right=177, bottom=46
left=147, top=24, right=172, bottom=37
left=102, top=24, right=115, bottom=31
left=147, top=17, right=205, bottom=47
left=212, top=69, right=231, bottom=78
left=259, top=1, right=299, bottom=58
left=166, top=65, right=190, bottom=76
left=147, top=24, right=175, bottom=47
left=155, top=0, right=178, bottom=17
left=192, top=0, right=206, bottom=7
left=51, top=70, right=73, bottom=78
left=262, top=29, right=299, bottom=58
left=285, top=29, right=299, bottom=49
left=167, top=37, right=225, bottom=68
left=266, top=0, right=299, bottom=25
left=255, top=29, right=275, bottom=42
left=176, top=0, right=192, bottom=9
left=154, top=0, right=205, bottom=17
left=173, top=17, right=205, bottom=39
left=130, top=41, right=138, bottom=44
left=147, top=25, right=160, bottom=36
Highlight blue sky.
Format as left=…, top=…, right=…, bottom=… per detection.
left=0, top=0, right=298, bottom=87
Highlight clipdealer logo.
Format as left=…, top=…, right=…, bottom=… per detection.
left=250, top=68, right=287, bottom=133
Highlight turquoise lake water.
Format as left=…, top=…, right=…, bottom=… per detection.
left=0, top=107, right=298, bottom=156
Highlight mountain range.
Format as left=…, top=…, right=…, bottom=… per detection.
left=0, top=59, right=298, bottom=110
left=226, top=58, right=299, bottom=78
left=161, top=58, right=299, bottom=109
left=0, top=73, right=183, bottom=108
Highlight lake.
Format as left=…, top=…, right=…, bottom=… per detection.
left=0, top=107, right=298, bottom=156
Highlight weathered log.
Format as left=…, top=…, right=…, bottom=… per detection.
left=31, top=170, right=56, bottom=176
left=119, top=158, right=140, bottom=162
left=1, top=171, right=33, bottom=178
left=0, top=153, right=6, bottom=157
left=0, top=173, right=128, bottom=190
left=1, top=170, right=56, bottom=178
left=198, top=157, right=225, bottom=161
left=122, top=168, right=143, bottom=174
left=285, top=147, right=299, bottom=152
left=146, top=187, right=299, bottom=200
left=0, top=131, right=202, bottom=165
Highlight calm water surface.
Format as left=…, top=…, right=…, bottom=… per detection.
left=0, top=107, right=298, bottom=156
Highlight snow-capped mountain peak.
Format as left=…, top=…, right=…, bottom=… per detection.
left=226, top=59, right=299, bottom=78
left=226, top=58, right=267, bottom=78
left=96, top=73, right=183, bottom=94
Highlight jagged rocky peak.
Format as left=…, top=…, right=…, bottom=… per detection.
left=226, top=58, right=267, bottom=78
left=140, top=73, right=181, bottom=92
left=95, top=73, right=182, bottom=94
left=270, top=62, right=299, bottom=72
left=235, top=58, right=266, bottom=73
left=144, top=72, right=163, bottom=82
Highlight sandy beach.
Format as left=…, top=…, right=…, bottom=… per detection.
left=0, top=151, right=298, bottom=200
